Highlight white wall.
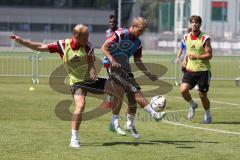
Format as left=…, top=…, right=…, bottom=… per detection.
left=190, top=0, right=240, bottom=38
left=0, top=7, right=114, bottom=25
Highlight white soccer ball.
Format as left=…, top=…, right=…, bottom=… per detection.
left=150, top=95, right=166, bottom=112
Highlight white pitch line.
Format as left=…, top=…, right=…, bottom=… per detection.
left=166, top=106, right=240, bottom=113
left=170, top=96, right=240, bottom=107
left=211, top=100, right=240, bottom=107
left=163, top=120, right=240, bottom=135
left=163, top=96, right=240, bottom=135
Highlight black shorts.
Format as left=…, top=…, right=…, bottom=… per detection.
left=182, top=70, right=211, bottom=93
left=109, top=67, right=141, bottom=94
left=70, top=77, right=107, bottom=95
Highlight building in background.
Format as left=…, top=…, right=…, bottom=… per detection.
left=0, top=0, right=139, bottom=47
left=1, top=0, right=239, bottom=51
left=191, top=0, right=240, bottom=40
left=158, top=0, right=240, bottom=39
left=154, top=0, right=240, bottom=53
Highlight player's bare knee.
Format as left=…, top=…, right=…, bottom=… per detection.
left=180, top=87, right=189, bottom=94
left=74, top=101, right=85, bottom=114
left=74, top=105, right=85, bottom=114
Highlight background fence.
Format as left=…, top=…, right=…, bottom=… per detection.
left=0, top=51, right=239, bottom=84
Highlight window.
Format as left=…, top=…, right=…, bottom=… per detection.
left=0, top=0, right=113, bottom=9
left=211, top=1, right=228, bottom=21
left=0, top=22, right=108, bottom=33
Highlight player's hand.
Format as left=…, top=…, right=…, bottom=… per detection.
left=9, top=35, right=22, bottom=43
left=90, top=74, right=98, bottom=81
left=89, top=71, right=98, bottom=81
left=111, top=60, right=121, bottom=68
left=188, top=54, right=199, bottom=60
left=181, top=60, right=187, bottom=71
left=175, top=58, right=179, bottom=64
left=146, top=72, right=158, bottom=81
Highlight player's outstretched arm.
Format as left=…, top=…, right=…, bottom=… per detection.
left=134, top=57, right=157, bottom=81
left=9, top=35, right=50, bottom=52
left=175, top=48, right=183, bottom=64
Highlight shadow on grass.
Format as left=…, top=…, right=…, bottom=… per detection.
left=211, top=121, right=240, bottom=125
left=81, top=140, right=218, bottom=148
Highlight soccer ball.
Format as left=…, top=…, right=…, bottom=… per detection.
left=150, top=95, right=166, bottom=112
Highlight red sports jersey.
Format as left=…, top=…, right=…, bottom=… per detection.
left=47, top=38, right=95, bottom=62
left=105, top=28, right=142, bottom=58
left=183, top=32, right=209, bottom=46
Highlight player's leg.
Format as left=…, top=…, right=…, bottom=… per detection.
left=124, top=92, right=140, bottom=138
left=134, top=90, right=166, bottom=121
left=199, top=91, right=212, bottom=123
left=103, top=79, right=126, bottom=135
left=70, top=88, right=86, bottom=148
left=104, top=67, right=114, bottom=109
left=181, top=72, right=198, bottom=119
left=108, top=82, right=126, bottom=135
left=125, top=74, right=166, bottom=121
left=197, top=70, right=212, bottom=123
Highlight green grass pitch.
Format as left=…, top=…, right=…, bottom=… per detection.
left=0, top=51, right=240, bottom=160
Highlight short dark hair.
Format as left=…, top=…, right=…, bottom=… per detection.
left=109, top=15, right=116, bottom=19
left=189, top=15, right=202, bottom=24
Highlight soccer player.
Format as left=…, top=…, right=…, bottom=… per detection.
left=101, top=17, right=166, bottom=138
left=103, top=15, right=127, bottom=136
left=105, top=14, right=119, bottom=38
left=104, top=15, right=128, bottom=136
left=180, top=15, right=213, bottom=124
left=175, top=28, right=199, bottom=90
left=175, top=27, right=192, bottom=66
left=9, top=24, right=124, bottom=148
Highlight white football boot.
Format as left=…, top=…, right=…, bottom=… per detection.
left=69, top=139, right=80, bottom=148
left=152, top=111, right=167, bottom=122
left=187, top=102, right=198, bottom=120
left=124, top=123, right=140, bottom=139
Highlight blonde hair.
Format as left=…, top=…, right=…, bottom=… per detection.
left=131, top=17, right=147, bottom=30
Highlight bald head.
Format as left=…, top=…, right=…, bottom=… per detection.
left=72, top=24, right=89, bottom=46
left=73, top=24, right=88, bottom=36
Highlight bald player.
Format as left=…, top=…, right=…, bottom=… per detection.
left=10, top=24, right=124, bottom=148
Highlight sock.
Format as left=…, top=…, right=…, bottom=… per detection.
left=126, top=114, right=135, bottom=128
left=112, top=115, right=119, bottom=127
left=107, top=95, right=113, bottom=102
left=205, top=108, right=211, bottom=116
left=71, top=129, right=78, bottom=141
left=188, top=100, right=194, bottom=106
left=144, top=104, right=156, bottom=115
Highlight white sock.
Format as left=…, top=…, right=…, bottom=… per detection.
left=144, top=104, right=156, bottom=115
left=112, top=115, right=119, bottom=127
left=107, top=95, right=113, bottom=102
left=71, top=129, right=78, bottom=141
left=205, top=108, right=211, bottom=116
left=126, top=114, right=135, bottom=127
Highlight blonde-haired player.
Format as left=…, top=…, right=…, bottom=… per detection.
left=101, top=17, right=166, bottom=139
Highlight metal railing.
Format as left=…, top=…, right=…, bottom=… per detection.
left=0, top=52, right=239, bottom=84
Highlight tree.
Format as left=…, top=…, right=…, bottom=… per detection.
left=139, top=0, right=174, bottom=32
